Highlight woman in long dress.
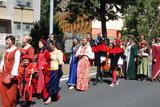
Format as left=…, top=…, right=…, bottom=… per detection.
left=125, top=39, right=138, bottom=80
left=76, top=37, right=94, bottom=91
left=44, top=41, right=63, bottom=104
left=68, top=37, right=80, bottom=89
left=0, top=35, right=20, bottom=107
left=20, top=35, right=34, bottom=61
left=36, top=39, right=50, bottom=101
left=152, top=37, right=160, bottom=81
left=137, top=42, right=149, bottom=81
left=19, top=35, right=36, bottom=96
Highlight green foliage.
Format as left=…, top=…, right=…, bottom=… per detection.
left=30, top=0, right=64, bottom=52
left=62, top=0, right=134, bottom=38
left=122, top=0, right=160, bottom=42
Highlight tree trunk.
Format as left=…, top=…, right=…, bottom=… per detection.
left=101, top=18, right=107, bottom=39
left=100, top=0, right=107, bottom=39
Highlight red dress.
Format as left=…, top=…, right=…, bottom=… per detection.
left=152, top=45, right=160, bottom=79
left=20, top=46, right=34, bottom=65
left=0, top=48, right=19, bottom=107
left=76, top=47, right=91, bottom=91
left=36, top=50, right=50, bottom=100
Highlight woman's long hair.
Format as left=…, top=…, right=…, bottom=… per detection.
left=50, top=40, right=63, bottom=51
left=38, top=41, right=49, bottom=53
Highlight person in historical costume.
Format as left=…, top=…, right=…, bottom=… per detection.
left=152, top=37, right=160, bottom=82
left=47, top=33, right=56, bottom=52
left=19, top=35, right=36, bottom=95
left=44, top=41, right=63, bottom=104
left=36, top=39, right=50, bottom=101
left=86, top=32, right=95, bottom=47
left=137, top=42, right=150, bottom=81
left=20, top=35, right=34, bottom=62
left=92, top=34, right=107, bottom=85
left=18, top=55, right=37, bottom=107
left=118, top=42, right=126, bottom=77
left=0, top=35, right=20, bottom=107
left=76, top=37, right=94, bottom=91
left=125, top=39, right=138, bottom=80
left=108, top=39, right=124, bottom=87
left=138, top=34, right=149, bottom=49
left=68, top=36, right=80, bottom=89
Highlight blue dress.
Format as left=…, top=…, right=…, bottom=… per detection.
left=68, top=48, right=79, bottom=86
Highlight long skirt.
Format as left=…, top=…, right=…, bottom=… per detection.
left=76, top=56, right=90, bottom=91
left=47, top=70, right=63, bottom=100
left=37, top=69, right=50, bottom=100
left=0, top=74, right=18, bottom=107
left=126, top=55, right=136, bottom=79
left=137, top=57, right=148, bottom=76
left=68, top=59, right=78, bottom=86
left=152, top=59, right=160, bottom=80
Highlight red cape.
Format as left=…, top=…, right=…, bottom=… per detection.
left=108, top=46, right=124, bottom=54
left=92, top=44, right=107, bottom=52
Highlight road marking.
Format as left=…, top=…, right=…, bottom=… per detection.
left=60, top=72, right=96, bottom=81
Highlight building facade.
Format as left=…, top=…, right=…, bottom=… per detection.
left=0, top=0, right=41, bottom=45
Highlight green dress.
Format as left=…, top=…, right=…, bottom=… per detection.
left=137, top=48, right=149, bottom=76
left=125, top=45, right=138, bottom=79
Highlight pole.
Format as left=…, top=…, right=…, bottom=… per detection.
left=21, top=7, right=23, bottom=37
left=49, top=0, right=54, bottom=35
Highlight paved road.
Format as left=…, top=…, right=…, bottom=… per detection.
left=21, top=76, right=160, bottom=107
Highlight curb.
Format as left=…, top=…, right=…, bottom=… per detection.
left=60, top=71, right=96, bottom=82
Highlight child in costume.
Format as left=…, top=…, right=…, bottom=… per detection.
left=18, top=55, right=37, bottom=106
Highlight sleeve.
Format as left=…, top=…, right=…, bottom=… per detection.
left=134, top=45, right=138, bottom=57
left=152, top=46, right=155, bottom=59
left=146, top=40, right=149, bottom=48
left=45, top=50, right=51, bottom=62
left=57, top=51, right=63, bottom=65
left=142, top=48, right=149, bottom=56
left=0, top=54, right=4, bottom=70
left=28, top=47, right=35, bottom=60
left=86, top=46, right=94, bottom=60
left=75, top=46, right=81, bottom=57
left=11, top=50, right=21, bottom=76
left=124, top=46, right=128, bottom=56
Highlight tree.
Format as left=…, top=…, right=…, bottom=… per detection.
left=122, top=0, right=160, bottom=42
left=30, top=0, right=63, bottom=52
left=62, top=0, right=134, bottom=39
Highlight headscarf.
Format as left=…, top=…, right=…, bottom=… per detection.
left=73, top=36, right=80, bottom=42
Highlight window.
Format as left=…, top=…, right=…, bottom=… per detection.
left=15, top=0, right=24, bottom=7
left=26, top=24, right=30, bottom=30
left=23, top=23, right=33, bottom=33
left=0, top=0, right=6, bottom=6
left=15, top=0, right=32, bottom=9
left=14, top=22, right=21, bottom=30
left=25, top=0, right=32, bottom=8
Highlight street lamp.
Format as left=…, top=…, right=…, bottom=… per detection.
left=49, top=0, right=54, bottom=35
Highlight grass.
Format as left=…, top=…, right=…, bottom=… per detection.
left=62, top=64, right=97, bottom=75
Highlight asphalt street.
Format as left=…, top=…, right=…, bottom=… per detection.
left=23, top=75, right=160, bottom=107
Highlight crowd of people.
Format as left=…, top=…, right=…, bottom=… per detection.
left=0, top=33, right=159, bottom=107
left=68, top=33, right=160, bottom=88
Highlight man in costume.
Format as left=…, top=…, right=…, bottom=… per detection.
left=108, top=39, right=124, bottom=87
